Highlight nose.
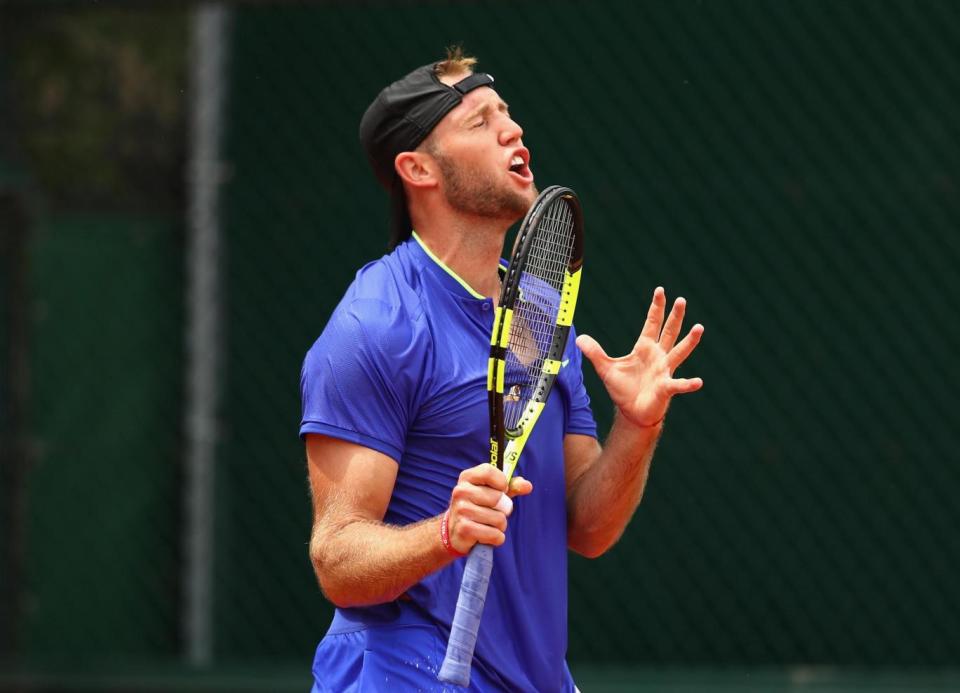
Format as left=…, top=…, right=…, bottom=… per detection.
left=498, top=114, right=523, bottom=146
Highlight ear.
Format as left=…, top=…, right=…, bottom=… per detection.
left=394, top=151, right=439, bottom=189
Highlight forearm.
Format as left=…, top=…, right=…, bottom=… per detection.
left=566, top=412, right=663, bottom=557
left=310, top=513, right=452, bottom=608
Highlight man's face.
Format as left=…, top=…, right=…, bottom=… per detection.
left=426, top=84, right=537, bottom=223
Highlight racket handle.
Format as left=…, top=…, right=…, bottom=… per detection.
left=438, top=543, right=494, bottom=687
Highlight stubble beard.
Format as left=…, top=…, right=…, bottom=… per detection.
left=434, top=151, right=537, bottom=223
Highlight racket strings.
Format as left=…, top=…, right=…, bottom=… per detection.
left=503, top=200, right=576, bottom=431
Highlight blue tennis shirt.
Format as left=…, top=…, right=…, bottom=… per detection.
left=300, top=233, right=597, bottom=691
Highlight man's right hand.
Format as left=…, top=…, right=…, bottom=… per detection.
left=446, top=464, right=533, bottom=554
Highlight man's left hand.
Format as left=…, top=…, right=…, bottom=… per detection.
left=576, top=286, right=704, bottom=428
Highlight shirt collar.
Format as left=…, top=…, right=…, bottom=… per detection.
left=409, top=230, right=487, bottom=300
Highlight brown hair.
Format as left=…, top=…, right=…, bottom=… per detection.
left=434, top=45, right=477, bottom=78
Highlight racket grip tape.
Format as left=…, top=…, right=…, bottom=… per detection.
left=438, top=543, right=494, bottom=686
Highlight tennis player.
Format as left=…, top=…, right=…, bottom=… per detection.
left=300, top=48, right=703, bottom=691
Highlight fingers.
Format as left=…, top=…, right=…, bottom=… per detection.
left=456, top=501, right=509, bottom=531
left=667, top=323, right=704, bottom=370
left=450, top=518, right=507, bottom=549
left=639, top=286, right=666, bottom=340
left=575, top=334, right=610, bottom=377
left=507, top=475, right=533, bottom=498
left=665, top=376, right=704, bottom=396
left=458, top=463, right=508, bottom=493
left=451, top=472, right=506, bottom=510
left=658, top=296, right=686, bottom=351
left=449, top=464, right=529, bottom=552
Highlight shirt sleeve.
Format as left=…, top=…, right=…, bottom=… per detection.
left=562, top=326, right=598, bottom=438
left=299, top=297, right=424, bottom=462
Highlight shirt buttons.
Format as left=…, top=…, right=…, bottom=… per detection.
left=481, top=301, right=491, bottom=311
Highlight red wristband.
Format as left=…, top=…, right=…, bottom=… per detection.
left=440, top=509, right=466, bottom=558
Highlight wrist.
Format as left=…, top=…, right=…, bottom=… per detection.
left=617, top=408, right=665, bottom=431
left=440, top=509, right=466, bottom=558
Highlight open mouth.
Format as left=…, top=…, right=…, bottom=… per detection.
left=508, top=153, right=533, bottom=182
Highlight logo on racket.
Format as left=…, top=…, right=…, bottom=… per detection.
left=505, top=384, right=522, bottom=403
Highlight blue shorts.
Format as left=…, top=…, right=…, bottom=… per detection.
left=309, top=604, right=578, bottom=692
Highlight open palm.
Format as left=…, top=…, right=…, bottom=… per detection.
left=576, top=287, right=704, bottom=428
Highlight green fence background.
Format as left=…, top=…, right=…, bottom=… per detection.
left=1, top=1, right=959, bottom=690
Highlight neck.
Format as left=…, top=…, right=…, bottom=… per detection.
left=413, top=214, right=510, bottom=300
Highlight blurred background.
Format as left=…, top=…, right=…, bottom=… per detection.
left=1, top=0, right=959, bottom=691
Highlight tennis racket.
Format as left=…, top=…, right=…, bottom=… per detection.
left=438, top=185, right=584, bottom=687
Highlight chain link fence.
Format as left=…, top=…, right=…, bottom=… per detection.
left=2, top=0, right=959, bottom=689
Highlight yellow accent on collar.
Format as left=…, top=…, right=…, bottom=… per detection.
left=411, top=230, right=485, bottom=300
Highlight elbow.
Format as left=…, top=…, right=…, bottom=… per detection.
left=321, top=583, right=360, bottom=610
left=316, top=574, right=398, bottom=609
left=312, top=555, right=359, bottom=608
left=309, top=538, right=352, bottom=608
left=314, top=567, right=351, bottom=608
left=309, top=539, right=398, bottom=609
left=569, top=539, right=611, bottom=559
left=571, top=543, right=608, bottom=559
left=567, top=526, right=623, bottom=559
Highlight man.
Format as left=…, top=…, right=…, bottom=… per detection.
left=300, top=48, right=703, bottom=691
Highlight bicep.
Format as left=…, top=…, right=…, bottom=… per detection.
left=306, top=433, right=399, bottom=526
left=564, top=432, right=601, bottom=500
